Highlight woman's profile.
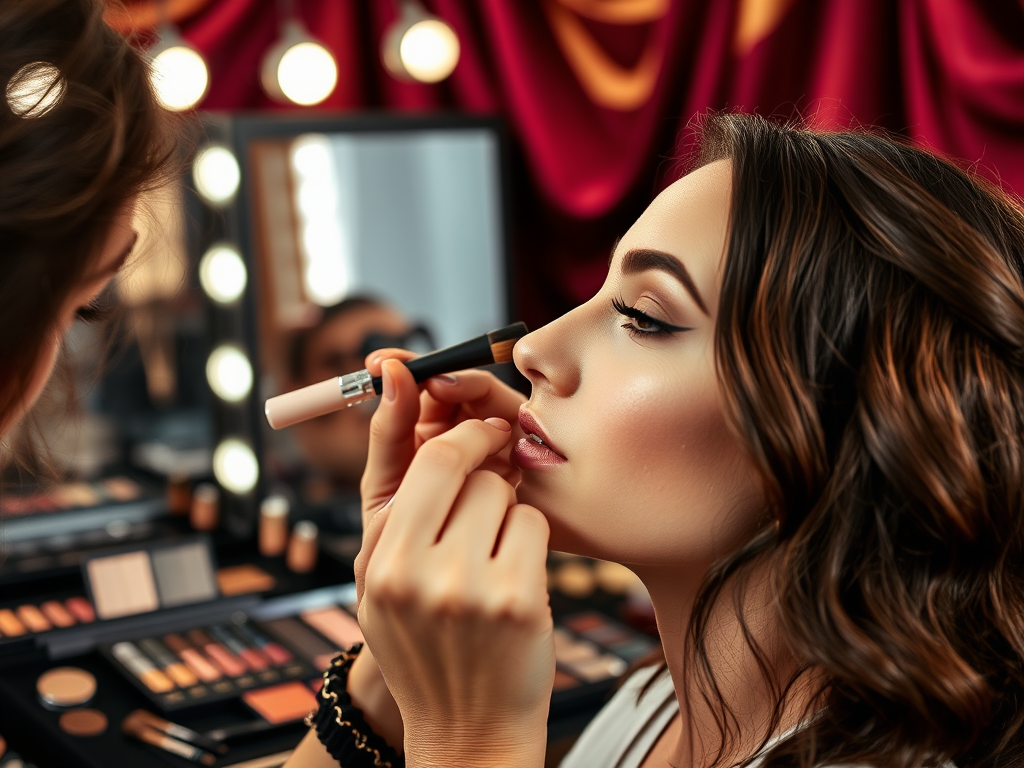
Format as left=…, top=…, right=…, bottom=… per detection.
left=290, top=114, right=1024, bottom=768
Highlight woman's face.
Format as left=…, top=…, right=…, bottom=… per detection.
left=5, top=204, right=137, bottom=437
left=512, top=160, right=764, bottom=568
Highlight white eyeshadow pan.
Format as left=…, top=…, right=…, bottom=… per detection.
left=87, top=551, right=159, bottom=619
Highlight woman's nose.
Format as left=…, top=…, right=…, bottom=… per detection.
left=513, top=309, right=584, bottom=397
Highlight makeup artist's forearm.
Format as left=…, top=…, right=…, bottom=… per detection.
left=348, top=644, right=404, bottom=752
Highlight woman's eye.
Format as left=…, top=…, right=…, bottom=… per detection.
left=611, top=296, right=691, bottom=339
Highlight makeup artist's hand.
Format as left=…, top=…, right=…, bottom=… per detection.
left=360, top=348, right=526, bottom=525
left=355, top=360, right=553, bottom=768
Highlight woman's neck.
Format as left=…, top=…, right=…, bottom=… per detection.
left=632, top=558, right=812, bottom=768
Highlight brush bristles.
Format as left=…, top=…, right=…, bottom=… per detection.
left=122, top=712, right=144, bottom=735
left=489, top=338, right=516, bottom=363
left=488, top=322, right=528, bottom=362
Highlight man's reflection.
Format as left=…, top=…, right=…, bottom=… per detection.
left=286, top=296, right=433, bottom=498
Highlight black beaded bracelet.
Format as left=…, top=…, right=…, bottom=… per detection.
left=306, top=643, right=405, bottom=768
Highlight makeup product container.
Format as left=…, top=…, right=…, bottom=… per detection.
left=259, top=496, right=289, bottom=557
left=285, top=521, right=318, bottom=573
left=190, top=483, right=219, bottom=532
left=36, top=667, right=96, bottom=710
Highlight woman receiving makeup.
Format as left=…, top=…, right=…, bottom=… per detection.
left=288, top=115, right=1024, bottom=768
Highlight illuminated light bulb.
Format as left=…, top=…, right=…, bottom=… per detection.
left=400, top=19, right=460, bottom=83
left=192, top=145, right=240, bottom=206
left=290, top=136, right=332, bottom=178
left=206, top=345, right=253, bottom=403
left=199, top=243, right=247, bottom=304
left=382, top=3, right=460, bottom=83
left=261, top=21, right=337, bottom=106
left=5, top=62, right=66, bottom=118
left=304, top=259, right=348, bottom=307
left=213, top=439, right=259, bottom=495
left=148, top=26, right=209, bottom=112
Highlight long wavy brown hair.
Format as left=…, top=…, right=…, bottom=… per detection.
left=668, top=114, right=1024, bottom=768
left=0, top=0, right=179, bottom=444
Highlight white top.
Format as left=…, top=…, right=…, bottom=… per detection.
left=560, top=665, right=678, bottom=768
left=559, top=666, right=899, bottom=768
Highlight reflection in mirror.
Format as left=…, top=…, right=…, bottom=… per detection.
left=245, top=127, right=506, bottom=531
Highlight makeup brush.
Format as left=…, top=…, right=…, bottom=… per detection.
left=122, top=712, right=217, bottom=765
left=129, top=709, right=228, bottom=754
left=265, top=321, right=528, bottom=429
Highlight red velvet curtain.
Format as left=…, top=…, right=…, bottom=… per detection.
left=160, top=0, right=1024, bottom=328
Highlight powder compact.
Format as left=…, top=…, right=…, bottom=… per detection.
left=36, top=667, right=97, bottom=710
left=58, top=708, right=108, bottom=737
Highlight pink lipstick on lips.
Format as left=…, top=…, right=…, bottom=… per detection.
left=512, top=409, right=567, bottom=470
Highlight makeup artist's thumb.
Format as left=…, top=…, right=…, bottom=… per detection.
left=362, top=359, right=421, bottom=517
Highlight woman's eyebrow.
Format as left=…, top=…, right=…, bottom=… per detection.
left=619, top=248, right=709, bottom=316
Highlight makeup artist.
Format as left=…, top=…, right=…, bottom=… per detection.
left=289, top=115, right=1024, bottom=768
left=0, top=0, right=179, bottom=444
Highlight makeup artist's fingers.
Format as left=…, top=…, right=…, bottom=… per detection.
left=363, top=348, right=418, bottom=375
left=375, top=418, right=513, bottom=550
left=423, top=369, right=527, bottom=423
left=438, top=470, right=517, bottom=557
left=360, top=359, right=421, bottom=522
left=414, top=388, right=458, bottom=443
left=478, top=455, right=522, bottom=485
left=354, top=499, right=393, bottom=606
left=494, top=504, right=550, bottom=579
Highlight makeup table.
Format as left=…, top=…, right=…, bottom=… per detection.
left=0, top=528, right=655, bottom=767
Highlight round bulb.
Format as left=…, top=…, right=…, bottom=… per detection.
left=193, top=145, right=240, bottom=206
left=213, top=439, right=259, bottom=495
left=304, top=259, right=348, bottom=307
left=151, top=44, right=209, bottom=111
left=277, top=41, right=338, bottom=106
left=399, top=19, right=460, bottom=83
left=290, top=138, right=332, bottom=178
left=206, top=346, right=253, bottom=403
left=5, top=62, right=66, bottom=118
left=199, top=244, right=247, bottom=304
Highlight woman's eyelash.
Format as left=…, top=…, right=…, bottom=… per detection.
left=76, top=298, right=114, bottom=324
left=611, top=296, right=691, bottom=338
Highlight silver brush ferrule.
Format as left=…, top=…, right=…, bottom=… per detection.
left=339, top=369, right=376, bottom=406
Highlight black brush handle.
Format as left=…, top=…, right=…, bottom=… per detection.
left=370, top=334, right=496, bottom=394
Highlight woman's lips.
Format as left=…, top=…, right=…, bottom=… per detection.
left=512, top=409, right=567, bottom=469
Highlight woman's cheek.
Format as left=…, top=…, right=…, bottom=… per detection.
left=564, top=369, right=758, bottom=564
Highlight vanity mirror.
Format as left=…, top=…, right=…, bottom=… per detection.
left=200, top=115, right=512, bottom=537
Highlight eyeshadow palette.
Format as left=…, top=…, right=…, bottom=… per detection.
left=0, top=476, right=145, bottom=517
left=98, top=603, right=365, bottom=712
left=82, top=537, right=219, bottom=621
left=0, top=596, right=96, bottom=644
left=551, top=611, right=657, bottom=691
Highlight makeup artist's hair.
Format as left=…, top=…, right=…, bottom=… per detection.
left=670, top=113, right=1024, bottom=768
left=0, top=0, right=179, bottom=446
